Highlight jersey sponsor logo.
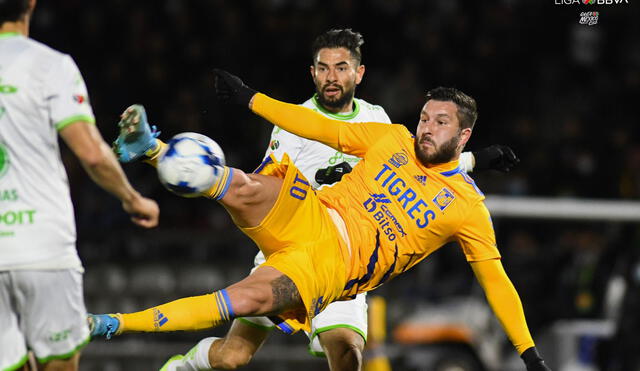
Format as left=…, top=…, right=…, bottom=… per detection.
left=153, top=308, right=169, bottom=328
left=374, top=164, right=436, bottom=228
left=414, top=175, right=427, bottom=186
left=269, top=139, right=279, bottom=150
left=433, top=187, right=455, bottom=211
left=388, top=150, right=409, bottom=168
left=363, top=193, right=407, bottom=241
left=289, top=171, right=310, bottom=200
left=0, top=143, right=9, bottom=179
left=0, top=209, right=36, bottom=226
left=48, top=329, right=71, bottom=342
left=0, top=189, right=18, bottom=201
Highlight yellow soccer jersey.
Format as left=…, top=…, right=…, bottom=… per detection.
left=317, top=123, right=500, bottom=298
left=252, top=93, right=500, bottom=299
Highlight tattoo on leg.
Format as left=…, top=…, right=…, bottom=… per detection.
left=271, top=275, right=302, bottom=310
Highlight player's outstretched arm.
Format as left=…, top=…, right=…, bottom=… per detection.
left=60, top=121, right=159, bottom=228
left=470, top=259, right=552, bottom=371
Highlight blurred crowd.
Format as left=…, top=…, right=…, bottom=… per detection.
left=28, top=0, right=640, bottom=369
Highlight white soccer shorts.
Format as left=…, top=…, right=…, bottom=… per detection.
left=0, top=269, right=90, bottom=368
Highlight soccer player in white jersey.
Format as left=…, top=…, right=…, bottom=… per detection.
left=0, top=1, right=159, bottom=370
left=107, top=29, right=514, bottom=371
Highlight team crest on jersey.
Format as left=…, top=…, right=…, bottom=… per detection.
left=269, top=139, right=279, bottom=150
left=388, top=151, right=408, bottom=168
left=433, top=187, right=455, bottom=211
left=414, top=175, right=427, bottom=186
left=72, top=94, right=86, bottom=104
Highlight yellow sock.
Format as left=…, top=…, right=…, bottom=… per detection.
left=203, top=166, right=233, bottom=200
left=117, top=290, right=234, bottom=333
left=142, top=139, right=167, bottom=167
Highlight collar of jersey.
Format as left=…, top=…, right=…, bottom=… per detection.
left=422, top=159, right=461, bottom=175
left=0, top=32, right=20, bottom=39
left=311, top=94, right=360, bottom=120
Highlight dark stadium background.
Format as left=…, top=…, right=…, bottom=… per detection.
left=30, top=1, right=640, bottom=370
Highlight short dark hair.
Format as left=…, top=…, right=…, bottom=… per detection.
left=311, top=28, right=364, bottom=65
left=0, top=0, right=29, bottom=24
left=425, top=87, right=478, bottom=130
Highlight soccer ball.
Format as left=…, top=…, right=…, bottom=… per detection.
left=157, top=132, right=226, bottom=198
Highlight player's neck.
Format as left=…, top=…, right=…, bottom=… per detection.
left=0, top=20, right=29, bottom=37
left=323, top=100, right=354, bottom=115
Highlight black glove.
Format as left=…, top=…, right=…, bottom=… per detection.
left=472, top=144, right=520, bottom=172
left=315, top=161, right=353, bottom=185
left=521, top=347, right=552, bottom=371
left=213, top=69, right=257, bottom=106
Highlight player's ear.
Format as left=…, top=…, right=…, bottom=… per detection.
left=310, top=65, right=317, bottom=83
left=459, top=127, right=472, bottom=148
left=355, top=64, right=365, bottom=85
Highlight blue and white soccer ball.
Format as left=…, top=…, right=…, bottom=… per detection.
left=157, top=132, right=226, bottom=198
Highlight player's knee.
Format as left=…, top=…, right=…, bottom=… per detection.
left=217, top=350, right=253, bottom=369
left=212, top=346, right=253, bottom=370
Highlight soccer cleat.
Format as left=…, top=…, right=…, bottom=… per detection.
left=88, top=313, right=121, bottom=339
left=113, top=104, right=160, bottom=163
left=159, top=354, right=185, bottom=371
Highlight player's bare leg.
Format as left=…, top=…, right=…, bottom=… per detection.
left=319, top=328, right=365, bottom=371
left=35, top=353, right=80, bottom=371
left=208, top=320, right=270, bottom=369
left=160, top=312, right=271, bottom=371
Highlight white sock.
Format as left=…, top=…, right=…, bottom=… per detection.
left=193, top=337, right=217, bottom=370
left=168, top=337, right=218, bottom=371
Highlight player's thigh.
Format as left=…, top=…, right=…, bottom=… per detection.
left=13, top=270, right=90, bottom=366
left=219, top=171, right=283, bottom=228
left=309, top=294, right=368, bottom=356
left=38, top=352, right=80, bottom=371
left=0, top=272, right=29, bottom=370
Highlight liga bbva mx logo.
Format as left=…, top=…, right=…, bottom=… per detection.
left=0, top=143, right=9, bottom=180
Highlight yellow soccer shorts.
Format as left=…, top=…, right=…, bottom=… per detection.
left=240, top=154, right=350, bottom=333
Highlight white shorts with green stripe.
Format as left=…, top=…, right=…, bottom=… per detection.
left=240, top=292, right=368, bottom=357
left=0, top=269, right=90, bottom=369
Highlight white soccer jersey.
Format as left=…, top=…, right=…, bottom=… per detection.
left=0, top=33, right=95, bottom=270
left=263, top=95, right=392, bottom=188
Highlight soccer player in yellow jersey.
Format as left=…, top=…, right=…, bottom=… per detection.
left=91, top=70, right=551, bottom=371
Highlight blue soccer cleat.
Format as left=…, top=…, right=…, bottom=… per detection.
left=88, top=313, right=121, bottom=339
left=112, top=104, right=160, bottom=163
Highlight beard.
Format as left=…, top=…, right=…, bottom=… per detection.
left=315, top=83, right=356, bottom=110
left=414, top=132, right=461, bottom=166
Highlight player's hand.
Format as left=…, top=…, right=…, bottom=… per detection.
left=122, top=194, right=159, bottom=228
left=213, top=69, right=257, bottom=107
left=521, top=347, right=552, bottom=371
left=472, top=144, right=519, bottom=172
left=315, top=161, right=353, bottom=185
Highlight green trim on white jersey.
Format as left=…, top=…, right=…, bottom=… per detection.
left=34, top=335, right=90, bottom=364
left=311, top=94, right=360, bottom=120
left=1, top=353, right=28, bottom=371
left=55, top=114, right=95, bottom=131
